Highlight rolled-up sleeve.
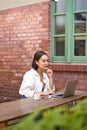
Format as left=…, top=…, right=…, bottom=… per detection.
left=19, top=72, right=35, bottom=97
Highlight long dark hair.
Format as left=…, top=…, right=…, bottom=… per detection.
left=32, top=51, right=48, bottom=70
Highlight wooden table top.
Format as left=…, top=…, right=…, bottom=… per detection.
left=0, top=90, right=87, bottom=123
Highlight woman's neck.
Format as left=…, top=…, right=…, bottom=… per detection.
left=37, top=68, right=43, bottom=74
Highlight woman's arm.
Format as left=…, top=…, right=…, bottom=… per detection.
left=34, top=90, right=54, bottom=96
left=46, top=68, right=55, bottom=90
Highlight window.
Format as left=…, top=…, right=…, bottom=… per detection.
left=51, top=0, right=87, bottom=63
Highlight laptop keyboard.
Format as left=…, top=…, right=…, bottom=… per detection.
left=50, top=93, right=64, bottom=98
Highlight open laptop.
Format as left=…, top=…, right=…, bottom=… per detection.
left=52, top=80, right=78, bottom=98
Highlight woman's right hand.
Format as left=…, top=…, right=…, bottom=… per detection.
left=41, top=90, right=54, bottom=96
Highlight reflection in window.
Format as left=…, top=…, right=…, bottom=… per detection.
left=55, top=37, right=65, bottom=56
left=55, top=16, right=65, bottom=34
left=75, top=13, right=86, bottom=33
left=75, top=0, right=86, bottom=11
left=55, top=0, right=66, bottom=13
left=74, top=38, right=85, bottom=56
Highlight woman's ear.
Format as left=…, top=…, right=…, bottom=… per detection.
left=35, top=61, right=38, bottom=65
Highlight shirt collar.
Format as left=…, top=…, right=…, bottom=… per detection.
left=31, top=68, right=39, bottom=76
left=31, top=68, right=46, bottom=79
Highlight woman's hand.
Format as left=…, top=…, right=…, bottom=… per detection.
left=45, top=68, right=55, bottom=90
left=41, top=90, right=54, bottom=96
left=46, top=68, right=53, bottom=78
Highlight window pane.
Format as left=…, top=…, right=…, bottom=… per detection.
left=75, top=0, right=86, bottom=11
left=75, top=13, right=86, bottom=33
left=55, top=16, right=65, bottom=34
left=55, top=0, right=66, bottom=13
left=74, top=36, right=86, bottom=56
left=55, top=37, right=65, bottom=56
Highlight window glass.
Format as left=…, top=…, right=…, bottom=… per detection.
left=55, top=37, right=65, bottom=56
left=74, top=36, right=86, bottom=56
left=55, top=0, right=66, bottom=13
left=75, top=0, right=86, bottom=11
left=75, top=13, right=86, bottom=33
left=55, top=16, right=65, bottom=34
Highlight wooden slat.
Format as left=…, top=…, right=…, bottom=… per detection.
left=0, top=122, right=6, bottom=130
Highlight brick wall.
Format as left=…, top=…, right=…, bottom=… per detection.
left=50, top=64, right=87, bottom=92
left=0, top=1, right=87, bottom=101
left=0, top=1, right=51, bottom=99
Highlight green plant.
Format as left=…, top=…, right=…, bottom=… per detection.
left=6, top=98, right=87, bottom=130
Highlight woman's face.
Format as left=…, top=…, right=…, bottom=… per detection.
left=36, top=55, right=49, bottom=71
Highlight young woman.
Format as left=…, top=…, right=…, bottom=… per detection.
left=19, top=50, right=55, bottom=98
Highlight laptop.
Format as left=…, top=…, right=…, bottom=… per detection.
left=52, top=80, right=78, bottom=98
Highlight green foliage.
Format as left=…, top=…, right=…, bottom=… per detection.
left=6, top=98, right=87, bottom=130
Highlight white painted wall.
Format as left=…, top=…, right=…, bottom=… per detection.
left=0, top=0, right=49, bottom=10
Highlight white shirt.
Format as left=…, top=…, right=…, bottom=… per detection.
left=19, top=68, right=55, bottom=97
